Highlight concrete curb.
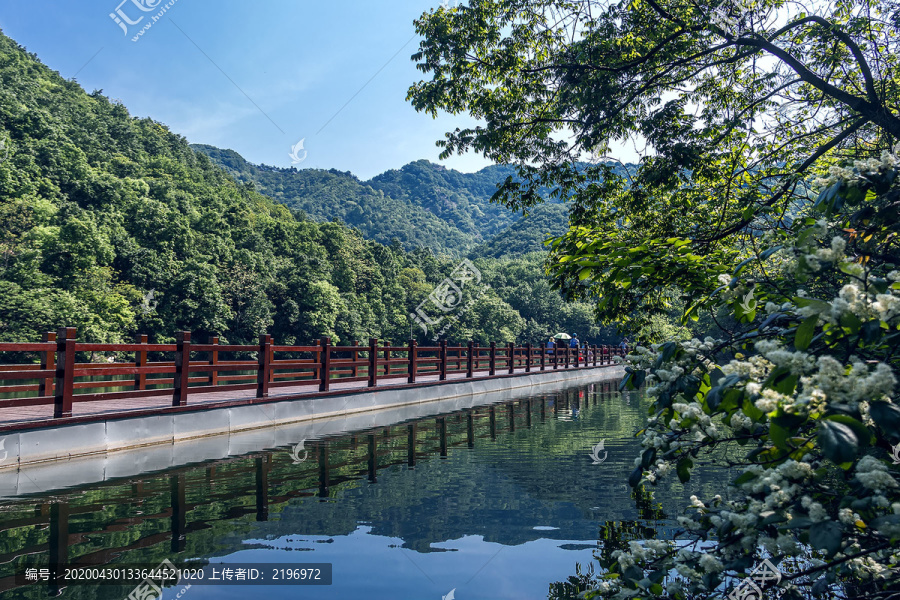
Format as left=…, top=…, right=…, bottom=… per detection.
left=0, top=366, right=623, bottom=497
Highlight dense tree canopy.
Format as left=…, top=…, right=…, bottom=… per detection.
left=409, top=0, right=900, bottom=326
left=0, top=29, right=613, bottom=351
left=412, top=1, right=900, bottom=599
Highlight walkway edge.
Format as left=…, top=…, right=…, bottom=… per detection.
left=0, top=366, right=621, bottom=476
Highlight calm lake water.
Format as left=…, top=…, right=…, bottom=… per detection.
left=0, top=378, right=725, bottom=600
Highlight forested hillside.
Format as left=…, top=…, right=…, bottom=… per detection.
left=471, top=204, right=569, bottom=259
left=193, top=146, right=534, bottom=255
left=0, top=30, right=613, bottom=347
left=192, top=145, right=477, bottom=254
left=367, top=159, right=521, bottom=241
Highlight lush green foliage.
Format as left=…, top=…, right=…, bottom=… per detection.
left=0, top=30, right=610, bottom=350
left=472, top=203, right=569, bottom=259
left=409, top=0, right=899, bottom=329
left=196, top=145, right=636, bottom=262
left=194, top=146, right=481, bottom=255
left=411, top=0, right=900, bottom=598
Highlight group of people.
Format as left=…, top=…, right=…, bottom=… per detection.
left=543, top=335, right=631, bottom=353
left=546, top=335, right=581, bottom=352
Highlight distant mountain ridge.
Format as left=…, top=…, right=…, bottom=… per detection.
left=192, top=144, right=582, bottom=257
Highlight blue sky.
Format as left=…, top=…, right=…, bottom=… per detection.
left=0, top=0, right=495, bottom=179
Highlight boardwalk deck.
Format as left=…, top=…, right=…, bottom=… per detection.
left=0, top=365, right=611, bottom=430
left=0, top=329, right=625, bottom=434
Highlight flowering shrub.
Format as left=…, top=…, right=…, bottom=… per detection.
left=586, top=150, right=900, bottom=599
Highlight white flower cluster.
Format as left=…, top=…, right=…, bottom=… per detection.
left=811, top=144, right=900, bottom=189
left=855, top=456, right=899, bottom=492
left=612, top=189, right=900, bottom=592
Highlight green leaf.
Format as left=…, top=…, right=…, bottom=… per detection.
left=793, top=297, right=831, bottom=311
left=733, top=257, right=754, bottom=276
left=770, top=422, right=791, bottom=450
left=818, top=421, right=859, bottom=464
left=759, top=246, right=782, bottom=260
left=654, top=341, right=677, bottom=368
left=676, top=457, right=693, bottom=483
left=765, top=366, right=798, bottom=396
left=809, top=520, right=842, bottom=557
left=733, top=471, right=757, bottom=486
left=861, top=320, right=883, bottom=344
left=633, top=370, right=647, bottom=388
left=743, top=396, right=765, bottom=422
left=869, top=401, right=900, bottom=443
left=781, top=516, right=813, bottom=530
left=628, top=466, right=643, bottom=488
left=794, top=315, right=817, bottom=350
left=823, top=414, right=872, bottom=447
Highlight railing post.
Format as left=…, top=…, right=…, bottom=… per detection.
left=368, top=338, right=378, bottom=387
left=489, top=342, right=496, bottom=376
left=173, top=331, right=191, bottom=407
left=439, top=340, right=447, bottom=381
left=540, top=343, right=546, bottom=371
left=407, top=339, right=417, bottom=384
left=53, top=327, right=76, bottom=418
left=257, top=334, right=272, bottom=398
left=508, top=342, right=515, bottom=374
left=574, top=343, right=580, bottom=367
left=593, top=344, right=598, bottom=366
left=525, top=342, right=532, bottom=373
left=319, top=337, right=331, bottom=392
left=352, top=340, right=359, bottom=378
left=48, top=501, right=69, bottom=592
left=39, top=331, right=56, bottom=397
left=467, top=340, right=474, bottom=378
left=565, top=345, right=570, bottom=368
left=208, top=336, right=219, bottom=386
left=383, top=341, right=390, bottom=377
left=133, top=333, right=148, bottom=391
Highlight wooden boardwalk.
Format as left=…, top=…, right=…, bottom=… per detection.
left=0, top=365, right=614, bottom=430
left=0, top=329, right=624, bottom=432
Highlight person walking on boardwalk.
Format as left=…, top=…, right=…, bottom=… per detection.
left=546, top=337, right=555, bottom=354
left=569, top=334, right=580, bottom=361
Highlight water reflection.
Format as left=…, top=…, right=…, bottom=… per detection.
left=0, top=380, right=725, bottom=600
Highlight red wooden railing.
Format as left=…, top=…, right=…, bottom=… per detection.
left=0, top=328, right=627, bottom=420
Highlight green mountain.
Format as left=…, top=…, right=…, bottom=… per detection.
left=192, top=145, right=538, bottom=256
left=194, top=145, right=637, bottom=260
left=0, top=29, right=615, bottom=348
left=191, top=146, right=477, bottom=254
left=367, top=159, right=522, bottom=241
left=471, top=203, right=570, bottom=259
